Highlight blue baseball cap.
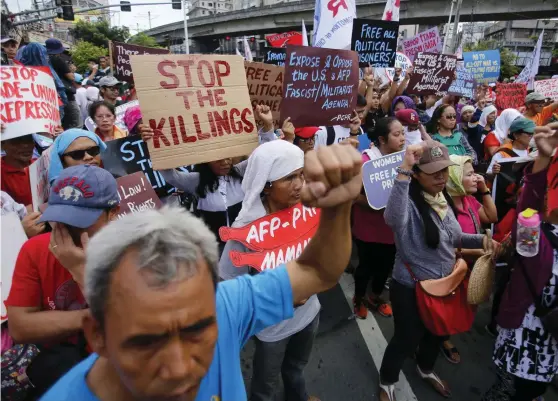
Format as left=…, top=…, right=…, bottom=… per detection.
left=74, top=73, right=83, bottom=83
left=39, top=165, right=119, bottom=228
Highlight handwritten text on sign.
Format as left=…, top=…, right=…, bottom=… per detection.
left=219, top=203, right=320, bottom=271
left=0, top=66, right=61, bottom=140
left=115, top=172, right=163, bottom=218
left=29, top=147, right=52, bottom=211
left=129, top=55, right=258, bottom=170
left=245, top=61, right=283, bottom=128
left=407, top=53, right=457, bottom=96
left=264, top=48, right=287, bottom=66
left=495, top=83, right=527, bottom=114
left=402, top=27, right=442, bottom=63
left=534, top=79, right=558, bottom=101
left=350, top=19, right=399, bottom=68
left=463, top=50, right=500, bottom=84
left=448, top=67, right=476, bottom=98
left=281, top=46, right=359, bottom=127
left=362, top=151, right=404, bottom=210
left=111, top=41, right=169, bottom=82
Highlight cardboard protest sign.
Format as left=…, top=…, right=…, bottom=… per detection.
left=350, top=19, right=399, bottom=68
left=264, top=48, right=287, bottom=66
left=547, top=152, right=558, bottom=224
left=1, top=213, right=28, bottom=322
left=448, top=66, right=476, bottom=98
left=84, top=100, right=139, bottom=133
left=402, top=26, right=442, bottom=63
left=29, top=147, right=52, bottom=212
left=381, top=52, right=413, bottom=83
left=362, top=151, right=404, bottom=210
left=245, top=61, right=283, bottom=128
left=130, top=54, right=258, bottom=170
left=115, top=171, right=163, bottom=219
left=495, top=83, right=527, bottom=113
left=266, top=32, right=303, bottom=47
left=463, top=50, right=500, bottom=84
left=101, top=136, right=189, bottom=198
left=0, top=65, right=61, bottom=140
left=407, top=53, right=457, bottom=96
left=111, top=41, right=169, bottom=82
left=219, top=203, right=320, bottom=271
left=534, top=78, right=558, bottom=101
left=281, top=46, right=359, bottom=127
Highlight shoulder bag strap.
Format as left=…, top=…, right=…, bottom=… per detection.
left=467, top=206, right=482, bottom=234
left=404, top=263, right=419, bottom=282
left=497, top=147, right=519, bottom=158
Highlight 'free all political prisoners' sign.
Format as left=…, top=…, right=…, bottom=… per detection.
left=245, top=61, right=283, bottom=128
left=362, top=151, right=404, bottom=210
left=0, top=65, right=61, bottom=140
left=129, top=54, right=259, bottom=170
left=280, top=45, right=359, bottom=127
left=219, top=203, right=320, bottom=272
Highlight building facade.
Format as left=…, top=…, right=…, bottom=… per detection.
left=188, top=0, right=233, bottom=18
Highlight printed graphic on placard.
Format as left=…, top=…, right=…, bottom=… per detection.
left=362, top=151, right=404, bottom=210
left=0, top=65, right=61, bottom=140
left=1, top=213, right=28, bottom=322
left=350, top=19, right=399, bottom=68
left=448, top=66, right=476, bottom=98
left=130, top=54, right=258, bottom=170
left=219, top=203, right=320, bottom=271
left=407, top=53, right=457, bottom=96
left=534, top=79, right=558, bottom=101
left=84, top=100, right=139, bottom=134
left=111, top=41, right=169, bottom=82
left=101, top=136, right=189, bottom=198
left=115, top=171, right=163, bottom=218
left=245, top=61, right=283, bottom=128
left=495, top=83, right=527, bottom=113
left=281, top=45, right=359, bottom=127
left=266, top=32, right=303, bottom=47
left=463, top=50, right=500, bottom=84
left=402, top=27, right=442, bottom=63
left=264, top=48, right=287, bottom=66
left=29, top=147, right=52, bottom=211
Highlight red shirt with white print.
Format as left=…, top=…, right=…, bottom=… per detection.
left=5, top=233, right=87, bottom=344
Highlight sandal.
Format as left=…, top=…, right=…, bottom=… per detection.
left=440, top=341, right=461, bottom=364
left=416, top=366, right=451, bottom=398
left=379, top=383, right=396, bottom=401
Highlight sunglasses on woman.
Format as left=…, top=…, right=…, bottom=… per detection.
left=63, top=146, right=101, bottom=160
left=443, top=114, right=457, bottom=120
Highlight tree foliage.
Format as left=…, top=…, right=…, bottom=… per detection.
left=463, top=40, right=519, bottom=79
left=70, top=40, right=108, bottom=72
left=128, top=32, right=162, bottom=48
left=70, top=20, right=130, bottom=48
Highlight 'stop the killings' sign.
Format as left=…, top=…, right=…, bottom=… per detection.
left=280, top=45, right=359, bottom=128
left=130, top=54, right=259, bottom=170
left=111, top=41, right=170, bottom=82
left=362, top=150, right=404, bottom=210
left=219, top=203, right=320, bottom=271
left=1, top=65, right=61, bottom=140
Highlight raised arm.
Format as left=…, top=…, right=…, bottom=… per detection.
left=159, top=169, right=200, bottom=194
left=286, top=144, right=362, bottom=304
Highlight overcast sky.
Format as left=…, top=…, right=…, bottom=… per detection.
left=6, top=0, right=183, bottom=33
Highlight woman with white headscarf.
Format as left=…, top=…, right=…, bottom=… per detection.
left=219, top=140, right=321, bottom=401
left=479, top=105, right=499, bottom=160
left=492, top=108, right=523, bottom=145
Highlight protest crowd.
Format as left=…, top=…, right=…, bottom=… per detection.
left=1, top=1, right=558, bottom=400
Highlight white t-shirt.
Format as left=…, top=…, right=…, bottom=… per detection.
left=314, top=126, right=364, bottom=148
left=487, top=148, right=529, bottom=174
left=75, top=87, right=89, bottom=122
left=404, top=126, right=422, bottom=147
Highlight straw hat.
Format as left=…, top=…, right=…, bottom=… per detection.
left=467, top=230, right=495, bottom=305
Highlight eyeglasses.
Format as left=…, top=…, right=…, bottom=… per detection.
left=63, top=146, right=101, bottom=160
left=443, top=115, right=457, bottom=120
left=299, top=136, right=316, bottom=143
left=95, top=114, right=114, bottom=121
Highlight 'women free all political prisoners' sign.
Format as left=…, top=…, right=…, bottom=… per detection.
left=362, top=151, right=404, bottom=209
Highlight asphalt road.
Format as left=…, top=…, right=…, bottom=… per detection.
left=239, top=273, right=558, bottom=401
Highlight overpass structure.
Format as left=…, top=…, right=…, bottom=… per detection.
left=144, top=0, right=558, bottom=48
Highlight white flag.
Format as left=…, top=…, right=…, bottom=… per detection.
left=382, top=0, right=400, bottom=22
left=236, top=46, right=243, bottom=58
left=243, top=36, right=253, bottom=61
left=302, top=19, right=309, bottom=46
left=516, top=30, right=543, bottom=90
left=312, top=0, right=356, bottom=49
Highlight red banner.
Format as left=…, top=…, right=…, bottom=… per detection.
left=219, top=203, right=320, bottom=271
left=548, top=151, right=558, bottom=224
left=266, top=32, right=303, bottom=47
left=495, top=83, right=527, bottom=113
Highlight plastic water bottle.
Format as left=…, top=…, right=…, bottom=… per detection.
left=517, top=208, right=541, bottom=257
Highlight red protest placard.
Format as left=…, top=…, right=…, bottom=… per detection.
left=219, top=203, right=320, bottom=271
left=266, top=32, right=303, bottom=47
left=548, top=152, right=558, bottom=224
left=115, top=171, right=163, bottom=218
left=129, top=54, right=258, bottom=170
left=495, top=83, right=527, bottom=113
left=0, top=65, right=61, bottom=139
left=280, top=45, right=359, bottom=127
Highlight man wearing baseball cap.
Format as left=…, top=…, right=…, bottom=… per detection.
left=524, top=91, right=558, bottom=126
left=394, top=109, right=430, bottom=147
left=5, top=165, right=120, bottom=397
left=1, top=36, right=19, bottom=65
left=98, top=76, right=125, bottom=107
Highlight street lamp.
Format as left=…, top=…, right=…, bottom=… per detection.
left=183, top=0, right=190, bottom=54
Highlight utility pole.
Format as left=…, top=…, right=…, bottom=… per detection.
left=137, top=22, right=140, bottom=33
left=148, top=10, right=151, bottom=29
left=449, top=0, right=463, bottom=53
left=183, top=0, right=189, bottom=54
left=442, top=0, right=456, bottom=54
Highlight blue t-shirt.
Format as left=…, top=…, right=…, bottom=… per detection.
left=357, top=133, right=371, bottom=152
left=40, top=266, right=295, bottom=401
